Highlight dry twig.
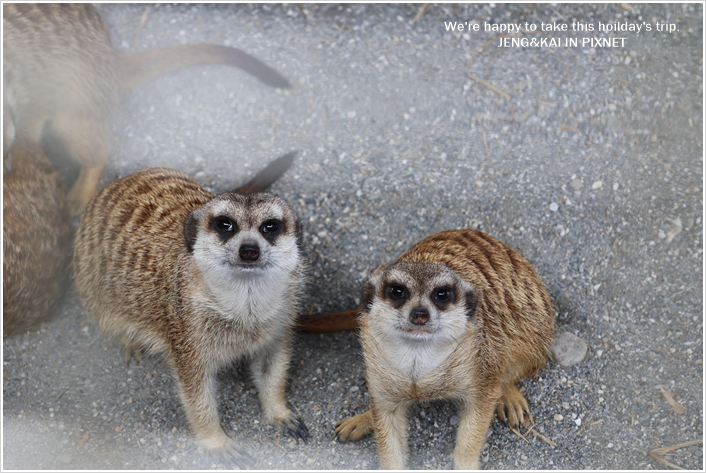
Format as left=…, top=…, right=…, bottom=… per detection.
left=466, top=73, right=510, bottom=99
left=649, top=440, right=702, bottom=470
left=271, top=439, right=296, bottom=454
left=659, top=385, right=687, bottom=415
left=412, top=3, right=429, bottom=22
left=528, top=428, right=557, bottom=447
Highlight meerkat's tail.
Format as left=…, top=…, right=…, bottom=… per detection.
left=118, top=44, right=291, bottom=90
left=234, top=151, right=296, bottom=194
left=297, top=309, right=362, bottom=333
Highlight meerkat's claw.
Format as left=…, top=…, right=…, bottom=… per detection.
left=278, top=415, right=310, bottom=443
left=334, top=410, right=374, bottom=442
left=497, top=385, right=532, bottom=428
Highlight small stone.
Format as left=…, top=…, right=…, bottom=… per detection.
left=570, top=179, right=583, bottom=190
left=551, top=331, right=588, bottom=367
left=549, top=202, right=559, bottom=212
left=350, top=386, right=359, bottom=392
left=591, top=180, right=603, bottom=189
left=450, top=416, right=459, bottom=426
left=554, top=414, right=564, bottom=421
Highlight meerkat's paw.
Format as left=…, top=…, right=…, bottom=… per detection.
left=335, top=410, right=374, bottom=442
left=496, top=384, right=533, bottom=428
left=271, top=413, right=311, bottom=444
left=201, top=436, right=254, bottom=469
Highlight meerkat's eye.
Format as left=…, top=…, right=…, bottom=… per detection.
left=211, top=216, right=236, bottom=235
left=432, top=286, right=455, bottom=309
left=260, top=219, right=282, bottom=236
left=386, top=284, right=407, bottom=300
left=433, top=288, right=451, bottom=302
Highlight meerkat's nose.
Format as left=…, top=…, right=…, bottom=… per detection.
left=239, top=244, right=260, bottom=261
left=409, top=307, right=430, bottom=325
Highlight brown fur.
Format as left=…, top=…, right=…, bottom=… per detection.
left=334, top=229, right=555, bottom=469
left=3, top=136, right=72, bottom=336
left=3, top=3, right=290, bottom=215
left=73, top=166, right=308, bottom=464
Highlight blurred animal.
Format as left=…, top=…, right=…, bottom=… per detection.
left=3, top=3, right=291, bottom=214
left=73, top=153, right=307, bottom=465
left=334, top=229, right=555, bottom=469
left=3, top=135, right=72, bottom=336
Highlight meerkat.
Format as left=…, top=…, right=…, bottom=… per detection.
left=3, top=135, right=72, bottom=337
left=334, top=229, right=555, bottom=469
left=3, top=3, right=291, bottom=214
left=72, top=160, right=307, bottom=463
left=3, top=146, right=294, bottom=338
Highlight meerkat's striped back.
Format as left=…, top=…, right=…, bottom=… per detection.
left=398, top=229, right=554, bottom=376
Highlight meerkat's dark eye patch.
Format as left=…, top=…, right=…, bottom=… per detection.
left=211, top=216, right=238, bottom=242
left=431, top=285, right=456, bottom=310
left=384, top=283, right=408, bottom=308
left=259, top=219, right=283, bottom=244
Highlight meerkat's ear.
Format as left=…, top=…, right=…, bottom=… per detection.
left=465, top=285, right=479, bottom=320
left=184, top=210, right=201, bottom=253
left=361, top=274, right=380, bottom=313
left=294, top=214, right=303, bottom=248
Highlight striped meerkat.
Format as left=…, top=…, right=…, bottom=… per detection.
left=72, top=155, right=307, bottom=465
left=3, top=3, right=290, bottom=214
left=334, top=229, right=555, bottom=469
left=3, top=135, right=72, bottom=336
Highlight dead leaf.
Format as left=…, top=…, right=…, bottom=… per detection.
left=659, top=385, right=687, bottom=415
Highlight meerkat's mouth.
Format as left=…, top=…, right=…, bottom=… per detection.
left=399, top=326, right=437, bottom=341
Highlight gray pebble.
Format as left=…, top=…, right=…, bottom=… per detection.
left=551, top=331, right=588, bottom=367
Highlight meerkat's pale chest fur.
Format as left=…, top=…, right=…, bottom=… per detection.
left=73, top=167, right=308, bottom=464
left=335, top=229, right=555, bottom=470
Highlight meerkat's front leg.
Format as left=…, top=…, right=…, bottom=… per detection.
left=452, top=396, right=499, bottom=470
left=171, top=354, right=252, bottom=466
left=250, top=341, right=310, bottom=442
left=371, top=399, right=411, bottom=469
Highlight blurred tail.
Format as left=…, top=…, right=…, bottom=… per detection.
left=234, top=151, right=296, bottom=194
left=118, top=44, right=291, bottom=89
left=297, top=309, right=362, bottom=333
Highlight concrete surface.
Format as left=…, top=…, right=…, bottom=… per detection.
left=3, top=3, right=703, bottom=470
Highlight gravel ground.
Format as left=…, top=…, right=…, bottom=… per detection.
left=3, top=3, right=703, bottom=470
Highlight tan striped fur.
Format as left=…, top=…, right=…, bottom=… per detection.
left=3, top=136, right=72, bottom=336
left=335, top=229, right=555, bottom=469
left=73, top=167, right=308, bottom=464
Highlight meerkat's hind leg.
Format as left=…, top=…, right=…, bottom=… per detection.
left=48, top=115, right=110, bottom=215
left=335, top=409, right=374, bottom=442
left=496, top=383, right=533, bottom=428
left=119, top=335, right=144, bottom=364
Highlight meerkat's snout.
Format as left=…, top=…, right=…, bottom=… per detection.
left=409, top=306, right=429, bottom=325
left=239, top=243, right=260, bottom=261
